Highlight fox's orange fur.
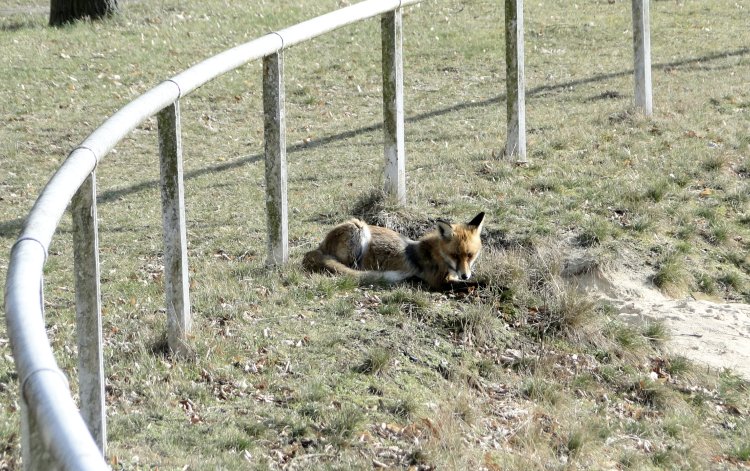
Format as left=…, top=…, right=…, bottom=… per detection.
left=302, top=212, right=485, bottom=290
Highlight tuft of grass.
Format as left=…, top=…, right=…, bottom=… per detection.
left=521, top=378, right=560, bottom=405
left=694, top=272, right=718, bottom=295
left=717, top=270, right=745, bottom=292
left=630, top=212, right=653, bottom=233
left=533, top=285, right=598, bottom=340
left=384, top=397, right=418, bottom=420
left=728, top=443, right=750, bottom=462
left=439, top=303, right=506, bottom=347
left=708, top=220, right=730, bottom=245
left=609, top=323, right=643, bottom=351
left=642, top=320, right=669, bottom=344
left=701, top=154, right=729, bottom=172
left=379, top=289, right=430, bottom=317
left=576, top=218, right=612, bottom=247
left=627, top=376, right=672, bottom=409
left=644, top=178, right=671, bottom=202
left=653, top=255, right=691, bottom=296
left=565, top=429, right=586, bottom=457
left=355, top=348, right=392, bottom=375
left=665, top=356, right=692, bottom=377
left=325, top=405, right=363, bottom=442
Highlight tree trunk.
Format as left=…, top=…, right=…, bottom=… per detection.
left=49, top=0, right=119, bottom=26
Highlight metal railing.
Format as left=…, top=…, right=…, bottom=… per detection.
left=4, top=1, right=418, bottom=468
left=3, top=0, right=652, bottom=469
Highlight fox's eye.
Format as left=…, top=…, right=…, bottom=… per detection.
left=467, top=252, right=474, bottom=259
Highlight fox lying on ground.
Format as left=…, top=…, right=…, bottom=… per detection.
left=302, top=212, right=485, bottom=290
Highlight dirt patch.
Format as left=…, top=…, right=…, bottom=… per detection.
left=565, top=251, right=750, bottom=379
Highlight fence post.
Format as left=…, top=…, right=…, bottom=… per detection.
left=20, top=398, right=54, bottom=470
left=632, top=0, right=652, bottom=115
left=71, top=171, right=106, bottom=453
left=157, top=101, right=192, bottom=355
left=504, top=0, right=526, bottom=161
left=381, top=8, right=406, bottom=204
left=263, top=51, right=289, bottom=266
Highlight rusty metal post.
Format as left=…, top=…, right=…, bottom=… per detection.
left=263, top=51, right=289, bottom=266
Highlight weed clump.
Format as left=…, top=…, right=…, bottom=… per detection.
left=653, top=255, right=691, bottom=296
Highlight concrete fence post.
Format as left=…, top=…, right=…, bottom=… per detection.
left=504, top=0, right=526, bottom=161
left=263, top=51, right=289, bottom=266
left=71, top=171, right=106, bottom=453
left=157, top=101, right=192, bottom=355
left=381, top=8, right=406, bottom=204
left=632, top=0, right=653, bottom=115
left=20, top=396, right=53, bottom=470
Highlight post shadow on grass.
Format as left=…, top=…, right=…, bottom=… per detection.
left=0, top=47, right=747, bottom=240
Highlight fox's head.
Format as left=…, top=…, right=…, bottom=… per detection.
left=436, top=212, right=485, bottom=281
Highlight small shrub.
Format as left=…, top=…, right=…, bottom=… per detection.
left=529, top=284, right=598, bottom=340
left=628, top=376, right=671, bottom=409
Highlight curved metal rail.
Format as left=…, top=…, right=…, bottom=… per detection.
left=4, top=1, right=418, bottom=469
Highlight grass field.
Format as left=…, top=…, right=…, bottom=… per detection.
left=1, top=0, right=749, bottom=469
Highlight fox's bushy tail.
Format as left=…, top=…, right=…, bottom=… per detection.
left=302, top=249, right=409, bottom=285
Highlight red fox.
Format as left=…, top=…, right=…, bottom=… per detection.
left=302, top=212, right=485, bottom=290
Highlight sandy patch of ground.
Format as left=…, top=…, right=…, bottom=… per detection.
left=567, top=257, right=750, bottom=380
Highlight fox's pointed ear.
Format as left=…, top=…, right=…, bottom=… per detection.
left=467, top=212, right=485, bottom=233
left=436, top=219, right=454, bottom=240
